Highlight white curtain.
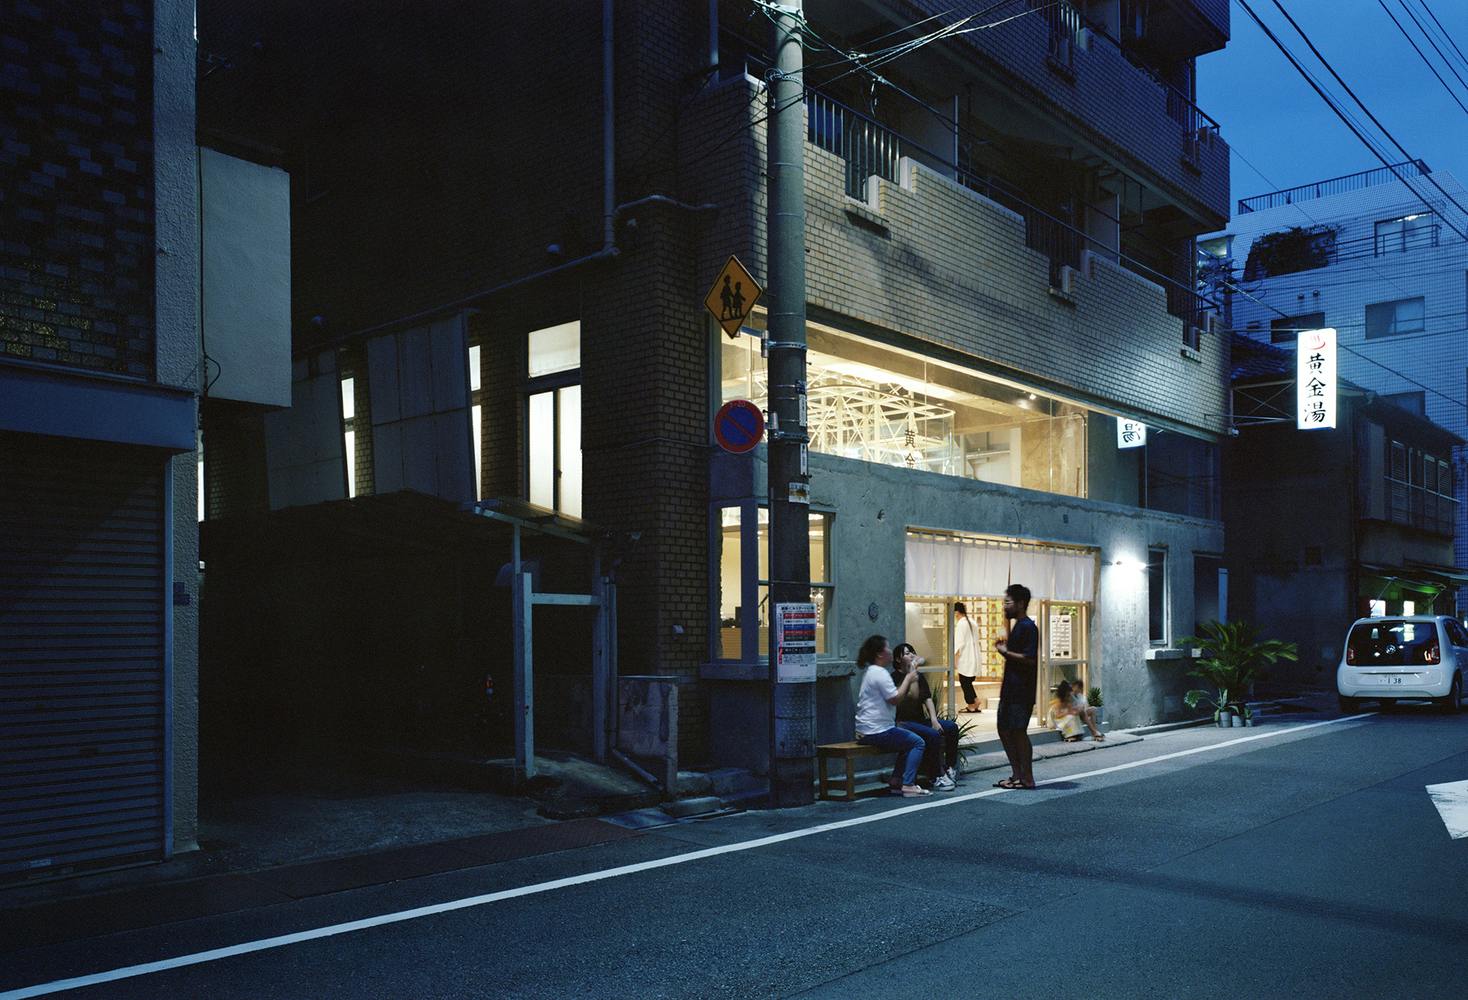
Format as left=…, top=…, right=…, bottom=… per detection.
left=905, top=533, right=1096, bottom=602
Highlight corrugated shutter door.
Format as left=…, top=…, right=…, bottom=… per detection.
left=0, top=432, right=167, bottom=880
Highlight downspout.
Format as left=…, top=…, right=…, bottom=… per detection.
left=603, top=0, right=615, bottom=253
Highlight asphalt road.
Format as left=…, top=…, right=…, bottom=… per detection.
left=5, top=707, right=1468, bottom=999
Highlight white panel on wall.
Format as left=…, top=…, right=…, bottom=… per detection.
left=200, top=147, right=291, bottom=407
left=263, top=369, right=345, bottom=509
left=368, top=316, right=473, bottom=502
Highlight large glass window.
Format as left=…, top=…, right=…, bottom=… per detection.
left=714, top=504, right=834, bottom=661
left=722, top=316, right=1088, bottom=498
left=526, top=322, right=582, bottom=517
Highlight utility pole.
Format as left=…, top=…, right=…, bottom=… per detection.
left=766, top=0, right=814, bottom=807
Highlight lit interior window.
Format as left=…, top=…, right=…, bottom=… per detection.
left=528, top=321, right=580, bottom=378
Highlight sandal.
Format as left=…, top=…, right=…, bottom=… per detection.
left=994, top=778, right=1022, bottom=789
left=900, top=786, right=932, bottom=797
left=959, top=705, right=982, bottom=714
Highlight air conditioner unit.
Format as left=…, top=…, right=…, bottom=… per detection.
left=1056, top=264, right=1077, bottom=295
left=1204, top=311, right=1223, bottom=336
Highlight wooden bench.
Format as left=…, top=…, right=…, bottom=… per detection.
left=817, top=741, right=893, bottom=801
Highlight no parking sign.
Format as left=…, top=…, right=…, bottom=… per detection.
left=714, top=399, right=764, bottom=454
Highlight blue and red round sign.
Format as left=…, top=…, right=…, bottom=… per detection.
left=714, top=399, right=765, bottom=454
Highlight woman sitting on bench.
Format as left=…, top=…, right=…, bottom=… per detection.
left=854, top=634, right=930, bottom=797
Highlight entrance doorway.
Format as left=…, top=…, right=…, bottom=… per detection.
left=903, top=530, right=1098, bottom=740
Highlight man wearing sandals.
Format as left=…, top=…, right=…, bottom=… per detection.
left=993, top=584, right=1040, bottom=790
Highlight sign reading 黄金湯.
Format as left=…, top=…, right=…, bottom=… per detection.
left=703, top=255, right=763, bottom=338
left=1296, top=328, right=1337, bottom=430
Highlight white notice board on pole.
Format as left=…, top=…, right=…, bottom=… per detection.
left=775, top=602, right=817, bottom=682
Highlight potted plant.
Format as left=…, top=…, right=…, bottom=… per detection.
left=1179, top=621, right=1297, bottom=728
left=1087, top=687, right=1104, bottom=727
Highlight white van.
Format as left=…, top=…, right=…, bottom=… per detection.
left=1336, top=615, right=1468, bottom=713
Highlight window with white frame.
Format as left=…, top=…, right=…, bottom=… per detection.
left=1365, top=297, right=1425, bottom=339
left=526, top=321, right=581, bottom=517
left=715, top=504, right=834, bottom=662
left=469, top=342, right=483, bottom=499
left=340, top=375, right=357, bottom=498
left=1374, top=214, right=1437, bottom=256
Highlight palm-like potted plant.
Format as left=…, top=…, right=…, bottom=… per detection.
left=1179, top=621, right=1298, bottom=726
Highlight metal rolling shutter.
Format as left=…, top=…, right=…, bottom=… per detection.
left=0, top=433, right=168, bottom=880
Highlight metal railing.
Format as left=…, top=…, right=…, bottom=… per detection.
left=1238, top=160, right=1432, bottom=214
left=806, top=90, right=902, bottom=201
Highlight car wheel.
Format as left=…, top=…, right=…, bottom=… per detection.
left=1338, top=693, right=1360, bottom=714
left=1437, top=674, right=1462, bottom=715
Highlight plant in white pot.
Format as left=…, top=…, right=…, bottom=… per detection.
left=1180, top=621, right=1298, bottom=727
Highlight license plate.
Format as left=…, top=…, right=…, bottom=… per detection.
left=1380, top=675, right=1405, bottom=685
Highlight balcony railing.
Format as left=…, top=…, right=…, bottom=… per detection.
left=1238, top=160, right=1432, bottom=214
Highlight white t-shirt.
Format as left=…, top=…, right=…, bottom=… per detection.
left=953, top=615, right=980, bottom=676
left=855, top=665, right=898, bottom=736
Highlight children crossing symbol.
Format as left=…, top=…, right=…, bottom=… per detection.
left=703, top=255, right=762, bottom=338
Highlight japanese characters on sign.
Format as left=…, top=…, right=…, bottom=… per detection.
left=1116, top=417, right=1147, bottom=449
left=774, top=602, right=817, bottom=682
left=1296, top=327, right=1337, bottom=431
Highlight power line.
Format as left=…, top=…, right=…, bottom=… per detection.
left=1380, top=0, right=1468, bottom=120
left=1416, top=0, right=1468, bottom=77
left=1257, top=0, right=1468, bottom=238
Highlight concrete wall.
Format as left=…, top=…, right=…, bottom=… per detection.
left=156, top=0, right=202, bottom=852
left=704, top=447, right=1224, bottom=768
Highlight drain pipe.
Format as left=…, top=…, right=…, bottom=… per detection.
left=603, top=0, right=616, bottom=252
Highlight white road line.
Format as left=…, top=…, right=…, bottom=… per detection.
left=1426, top=779, right=1468, bottom=839
left=1, top=712, right=1375, bottom=999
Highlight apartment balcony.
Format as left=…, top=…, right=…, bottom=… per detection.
left=808, top=0, right=1231, bottom=227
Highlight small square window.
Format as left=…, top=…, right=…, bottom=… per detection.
left=1365, top=297, right=1425, bottom=339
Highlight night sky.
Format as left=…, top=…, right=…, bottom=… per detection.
left=1197, top=0, right=1468, bottom=209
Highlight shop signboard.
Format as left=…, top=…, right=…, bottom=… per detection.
left=1296, top=327, right=1337, bottom=430
left=1048, top=606, right=1075, bottom=659
left=774, top=602, right=817, bottom=682
left=1116, top=417, right=1146, bottom=449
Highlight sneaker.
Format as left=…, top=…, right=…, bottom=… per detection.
left=945, top=766, right=961, bottom=784
left=932, top=775, right=957, bottom=791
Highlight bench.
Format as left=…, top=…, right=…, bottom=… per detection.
left=816, top=741, right=893, bottom=801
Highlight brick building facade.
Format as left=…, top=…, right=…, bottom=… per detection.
left=198, top=0, right=1233, bottom=772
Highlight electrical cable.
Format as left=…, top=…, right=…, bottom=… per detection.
left=1416, top=0, right=1468, bottom=77
left=1257, top=0, right=1468, bottom=239
left=1380, top=0, right=1468, bottom=119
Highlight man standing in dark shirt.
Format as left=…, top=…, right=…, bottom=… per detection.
left=994, top=583, right=1039, bottom=789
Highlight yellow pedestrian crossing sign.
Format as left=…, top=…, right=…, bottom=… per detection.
left=704, top=255, right=762, bottom=339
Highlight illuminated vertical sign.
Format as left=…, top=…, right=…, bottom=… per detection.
left=1117, top=417, right=1147, bottom=449
left=1296, top=328, right=1337, bottom=430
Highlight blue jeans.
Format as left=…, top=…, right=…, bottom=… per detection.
left=857, top=726, right=926, bottom=786
left=900, top=719, right=960, bottom=779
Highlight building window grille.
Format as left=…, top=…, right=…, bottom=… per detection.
left=1386, top=438, right=1455, bottom=534
left=469, top=342, right=483, bottom=499
left=526, top=321, right=581, bottom=517
left=1364, top=297, right=1425, bottom=339
left=1374, top=214, right=1437, bottom=256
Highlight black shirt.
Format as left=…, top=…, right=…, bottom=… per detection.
left=998, top=616, right=1039, bottom=705
left=890, top=668, right=932, bottom=724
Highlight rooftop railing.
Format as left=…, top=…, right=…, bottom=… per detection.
left=1238, top=160, right=1432, bottom=214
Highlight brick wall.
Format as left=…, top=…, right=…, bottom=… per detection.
left=0, top=0, right=155, bottom=376
left=202, top=400, right=269, bottom=519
